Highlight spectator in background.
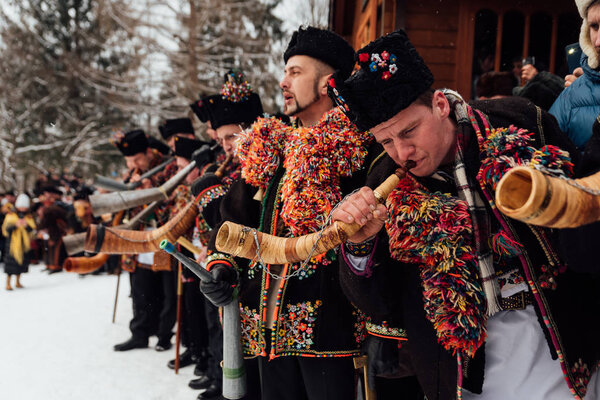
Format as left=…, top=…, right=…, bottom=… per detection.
left=475, top=71, right=517, bottom=99
left=472, top=49, right=495, bottom=99
left=38, top=186, right=69, bottom=273
left=0, top=196, right=14, bottom=263
left=511, top=57, right=523, bottom=85
left=550, top=0, right=600, bottom=148
left=2, top=194, right=36, bottom=290
left=513, top=59, right=565, bottom=111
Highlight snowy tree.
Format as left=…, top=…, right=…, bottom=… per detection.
left=153, top=0, right=285, bottom=119
left=0, top=0, right=288, bottom=190
left=0, top=0, right=144, bottom=190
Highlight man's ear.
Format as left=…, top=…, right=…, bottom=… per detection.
left=433, top=90, right=450, bottom=119
left=319, top=73, right=332, bottom=96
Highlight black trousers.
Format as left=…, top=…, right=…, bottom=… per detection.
left=129, top=267, right=176, bottom=341
left=204, top=300, right=223, bottom=385
left=181, top=280, right=209, bottom=356
left=257, top=350, right=355, bottom=400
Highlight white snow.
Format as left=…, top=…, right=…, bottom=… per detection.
left=0, top=264, right=201, bottom=400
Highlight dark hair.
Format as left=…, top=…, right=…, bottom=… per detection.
left=413, top=89, right=435, bottom=109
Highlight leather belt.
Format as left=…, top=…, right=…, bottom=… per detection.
left=500, top=291, right=533, bottom=311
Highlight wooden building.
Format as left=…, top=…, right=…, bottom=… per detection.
left=329, top=0, right=580, bottom=99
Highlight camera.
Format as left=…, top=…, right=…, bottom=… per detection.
left=522, top=56, right=536, bottom=67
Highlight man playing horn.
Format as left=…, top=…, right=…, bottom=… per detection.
left=111, top=129, right=177, bottom=352
left=185, top=69, right=264, bottom=400
left=330, top=30, right=600, bottom=400
left=201, top=27, right=377, bottom=400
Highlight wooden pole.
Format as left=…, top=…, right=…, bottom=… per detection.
left=354, top=355, right=376, bottom=400
left=112, top=269, right=121, bottom=324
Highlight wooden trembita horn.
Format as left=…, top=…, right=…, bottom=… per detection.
left=94, top=157, right=175, bottom=192
left=89, top=160, right=196, bottom=217
left=84, top=201, right=199, bottom=254
left=63, top=203, right=159, bottom=256
left=63, top=253, right=110, bottom=274
left=215, top=162, right=415, bottom=264
left=496, top=166, right=600, bottom=228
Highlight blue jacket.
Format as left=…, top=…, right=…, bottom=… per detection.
left=549, top=55, right=600, bottom=148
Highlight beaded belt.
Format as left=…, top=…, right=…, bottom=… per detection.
left=500, top=291, right=533, bottom=311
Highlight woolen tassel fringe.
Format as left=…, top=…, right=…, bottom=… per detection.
left=491, top=229, right=523, bottom=258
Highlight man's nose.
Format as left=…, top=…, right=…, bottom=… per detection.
left=396, top=143, right=416, bottom=161
left=280, top=75, right=289, bottom=90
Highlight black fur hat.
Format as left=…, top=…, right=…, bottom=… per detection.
left=114, top=129, right=149, bottom=156
left=207, top=70, right=264, bottom=130
left=328, top=30, right=434, bottom=131
left=74, top=185, right=94, bottom=201
left=147, top=136, right=171, bottom=155
left=41, top=185, right=63, bottom=196
left=190, top=95, right=219, bottom=123
left=284, top=26, right=355, bottom=80
left=174, top=136, right=208, bottom=160
left=159, top=118, right=195, bottom=140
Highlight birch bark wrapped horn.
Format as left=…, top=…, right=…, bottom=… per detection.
left=83, top=202, right=199, bottom=254
left=63, top=201, right=160, bottom=256
left=215, top=163, right=414, bottom=264
left=495, top=166, right=600, bottom=228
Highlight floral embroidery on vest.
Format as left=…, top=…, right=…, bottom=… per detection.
left=276, top=300, right=322, bottom=352
left=353, top=310, right=368, bottom=344
left=240, top=306, right=265, bottom=356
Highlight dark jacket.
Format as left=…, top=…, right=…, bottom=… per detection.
left=549, top=54, right=600, bottom=148
left=513, top=70, right=564, bottom=111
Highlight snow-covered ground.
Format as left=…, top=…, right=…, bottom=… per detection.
left=0, top=264, right=201, bottom=400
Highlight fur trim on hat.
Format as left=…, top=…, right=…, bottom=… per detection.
left=577, top=0, right=600, bottom=69
left=576, top=0, right=594, bottom=17
left=580, top=19, right=600, bottom=69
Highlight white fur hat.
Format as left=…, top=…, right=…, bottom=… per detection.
left=576, top=0, right=600, bottom=69
left=15, top=193, right=30, bottom=209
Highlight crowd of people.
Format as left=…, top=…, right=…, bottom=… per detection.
left=3, top=0, right=600, bottom=399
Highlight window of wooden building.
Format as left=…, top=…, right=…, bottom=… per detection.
left=330, top=0, right=579, bottom=99
left=469, top=6, right=579, bottom=98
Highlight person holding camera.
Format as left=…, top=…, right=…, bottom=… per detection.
left=512, top=57, right=564, bottom=111
left=550, top=0, right=600, bottom=148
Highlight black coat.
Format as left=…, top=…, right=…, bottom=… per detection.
left=207, top=141, right=385, bottom=359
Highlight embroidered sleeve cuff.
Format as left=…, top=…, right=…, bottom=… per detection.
left=196, top=184, right=227, bottom=210
left=205, top=252, right=239, bottom=273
